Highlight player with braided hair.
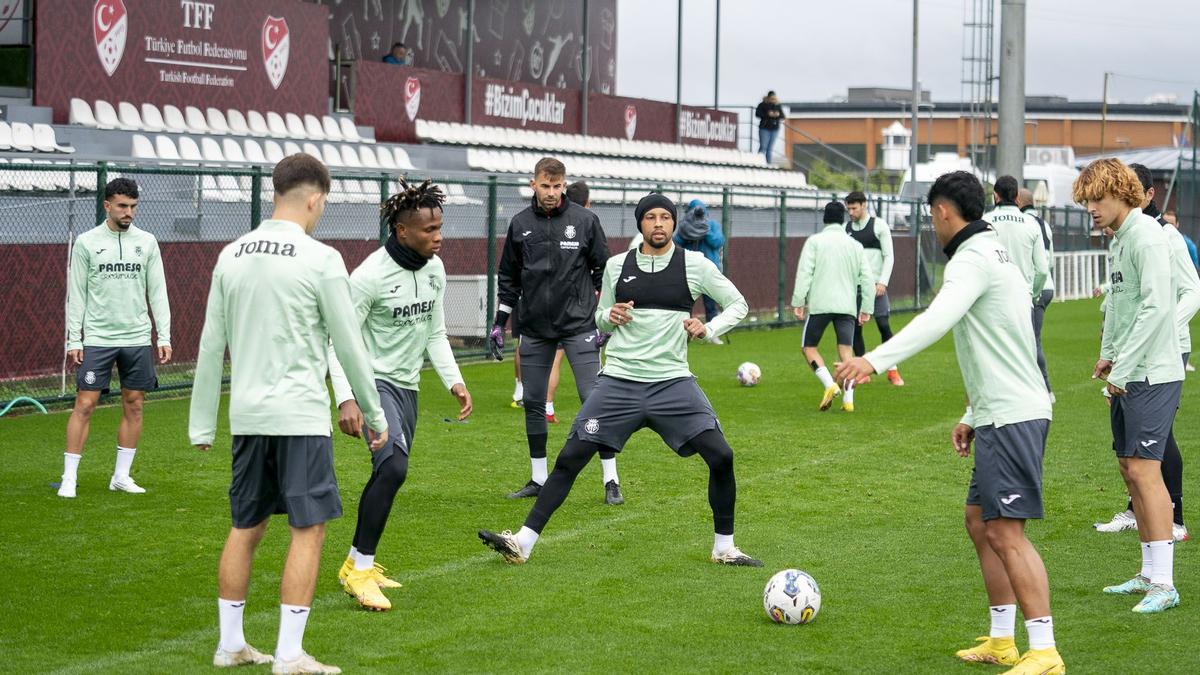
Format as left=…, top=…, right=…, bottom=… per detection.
left=330, top=178, right=474, bottom=611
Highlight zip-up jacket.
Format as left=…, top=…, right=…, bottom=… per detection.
left=496, top=195, right=609, bottom=339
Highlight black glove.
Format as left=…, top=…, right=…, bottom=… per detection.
left=487, top=325, right=505, bottom=361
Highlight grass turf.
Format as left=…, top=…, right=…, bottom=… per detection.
left=1, top=298, right=1197, bottom=673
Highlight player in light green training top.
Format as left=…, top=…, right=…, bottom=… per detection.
left=791, top=201, right=872, bottom=412
left=1078, top=159, right=1184, bottom=615
left=60, top=177, right=172, bottom=499
left=189, top=154, right=388, bottom=673
left=837, top=172, right=1062, bottom=675
left=328, top=179, right=474, bottom=612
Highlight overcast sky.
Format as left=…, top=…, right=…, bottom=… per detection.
left=617, top=0, right=1200, bottom=108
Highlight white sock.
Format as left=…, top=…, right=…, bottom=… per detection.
left=814, top=366, right=835, bottom=388
left=1025, top=616, right=1055, bottom=650
left=1140, top=541, right=1153, bottom=579
left=276, top=604, right=310, bottom=661
left=513, top=379, right=523, bottom=401
left=62, top=452, right=81, bottom=483
left=531, top=457, right=548, bottom=485
left=545, top=400, right=555, bottom=416
left=348, top=546, right=357, bottom=560
left=888, top=366, right=899, bottom=375
left=1149, top=540, right=1175, bottom=587
left=515, top=526, right=539, bottom=557
left=353, top=550, right=375, bottom=572
left=217, top=598, right=247, bottom=653
left=713, top=533, right=734, bottom=556
left=843, top=379, right=855, bottom=405
left=988, top=604, right=1016, bottom=638
left=114, top=446, right=136, bottom=479
left=600, top=457, right=619, bottom=485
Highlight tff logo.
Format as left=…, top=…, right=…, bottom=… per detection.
left=93, top=0, right=128, bottom=77
left=262, top=15, right=290, bottom=89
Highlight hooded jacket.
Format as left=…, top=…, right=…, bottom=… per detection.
left=672, top=199, right=725, bottom=269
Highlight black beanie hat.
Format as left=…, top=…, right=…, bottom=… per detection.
left=823, top=201, right=846, bottom=224
left=634, top=193, right=677, bottom=226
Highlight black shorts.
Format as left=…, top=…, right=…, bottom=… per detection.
left=361, top=380, right=418, bottom=472
left=77, top=345, right=158, bottom=393
left=802, top=313, right=855, bottom=347
left=229, top=435, right=341, bottom=528
left=856, top=292, right=890, bottom=318
left=1111, top=380, right=1182, bottom=460
left=966, top=419, right=1049, bottom=521
left=568, top=375, right=721, bottom=455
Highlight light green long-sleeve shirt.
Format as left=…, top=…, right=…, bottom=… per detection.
left=848, top=214, right=894, bottom=285
left=67, top=223, right=171, bottom=349
left=1101, top=208, right=1184, bottom=389
left=1164, top=224, right=1200, bottom=353
left=865, top=229, right=1051, bottom=429
left=982, top=205, right=1048, bottom=300
left=791, top=224, right=873, bottom=316
left=188, top=220, right=386, bottom=445
left=327, top=248, right=464, bottom=405
left=595, top=245, right=747, bottom=382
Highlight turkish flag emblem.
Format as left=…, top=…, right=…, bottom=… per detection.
left=624, top=105, right=637, bottom=141
left=262, top=16, right=290, bottom=90
left=93, top=0, right=128, bottom=77
left=404, top=77, right=422, bottom=122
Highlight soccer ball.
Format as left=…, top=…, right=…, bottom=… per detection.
left=736, top=362, right=761, bottom=387
left=763, top=569, right=821, bottom=625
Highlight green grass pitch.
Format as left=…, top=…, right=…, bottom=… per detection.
left=1, top=299, right=1197, bottom=673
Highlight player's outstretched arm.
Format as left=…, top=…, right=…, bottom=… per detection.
left=189, top=271, right=227, bottom=449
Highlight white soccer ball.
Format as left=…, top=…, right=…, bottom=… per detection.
left=736, top=362, right=761, bottom=387
left=763, top=569, right=821, bottom=625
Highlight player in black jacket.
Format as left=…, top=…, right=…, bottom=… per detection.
left=489, top=158, right=623, bottom=505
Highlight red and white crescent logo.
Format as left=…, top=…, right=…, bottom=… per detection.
left=624, top=105, right=637, bottom=141
left=404, top=76, right=422, bottom=122
left=262, top=16, right=290, bottom=90
left=93, top=0, right=128, bottom=77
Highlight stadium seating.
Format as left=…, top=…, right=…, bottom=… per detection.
left=69, top=98, right=98, bottom=127
left=185, top=106, right=210, bottom=134
left=32, top=124, right=75, bottom=153
left=94, top=100, right=121, bottom=130
left=0, top=121, right=11, bottom=150
left=162, top=105, right=188, bottom=134
left=117, top=102, right=143, bottom=130
left=206, top=108, right=231, bottom=135
left=9, top=123, right=35, bottom=152
left=140, top=103, right=166, bottom=132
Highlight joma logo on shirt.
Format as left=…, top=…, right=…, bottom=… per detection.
left=234, top=240, right=297, bottom=258
left=98, top=262, right=142, bottom=272
left=393, top=300, right=435, bottom=318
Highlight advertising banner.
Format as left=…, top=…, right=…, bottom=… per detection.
left=354, top=62, right=463, bottom=144
left=35, top=0, right=330, bottom=123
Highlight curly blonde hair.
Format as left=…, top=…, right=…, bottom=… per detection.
left=1072, top=158, right=1144, bottom=207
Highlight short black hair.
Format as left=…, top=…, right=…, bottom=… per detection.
left=1129, top=163, right=1154, bottom=192
left=994, top=175, right=1019, bottom=203
left=381, top=177, right=446, bottom=228
left=823, top=201, right=845, bottom=224
left=104, top=177, right=139, bottom=200
left=927, top=171, right=986, bottom=222
left=392, top=42, right=406, bottom=50
left=272, top=154, right=331, bottom=196
left=845, top=191, right=866, bottom=205
left=565, top=181, right=589, bottom=206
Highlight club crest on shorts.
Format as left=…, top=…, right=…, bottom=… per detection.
left=584, top=418, right=599, bottom=434
left=262, top=16, right=290, bottom=90
left=624, top=105, right=637, bottom=141
left=84, top=371, right=96, bottom=385
left=93, top=0, right=128, bottom=77
left=404, top=76, right=422, bottom=121
left=564, top=225, right=576, bottom=240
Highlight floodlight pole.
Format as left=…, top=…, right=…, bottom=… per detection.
left=910, top=1, right=919, bottom=180
left=464, top=0, right=475, bottom=124
left=581, top=0, right=590, bottom=135
left=675, top=0, right=683, bottom=143
left=714, top=0, right=721, bottom=109
left=997, top=0, right=1027, bottom=180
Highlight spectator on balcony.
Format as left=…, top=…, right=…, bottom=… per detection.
left=755, top=91, right=784, bottom=163
left=383, top=43, right=410, bottom=66
left=674, top=199, right=726, bottom=342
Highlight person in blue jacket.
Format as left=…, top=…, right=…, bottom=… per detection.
left=675, top=199, right=727, bottom=342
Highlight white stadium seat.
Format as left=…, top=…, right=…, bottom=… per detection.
left=201, top=137, right=225, bottom=163
left=162, top=104, right=188, bottom=133
left=283, top=141, right=303, bottom=157
left=93, top=100, right=120, bottom=130
left=32, top=124, right=75, bottom=153
left=69, top=98, right=98, bottom=127
left=10, top=122, right=35, bottom=152
left=154, top=135, right=182, bottom=161
left=263, top=140, right=285, bottom=163
left=301, top=142, right=322, bottom=159
left=304, top=114, right=326, bottom=141
left=320, top=144, right=342, bottom=167
left=0, top=121, right=12, bottom=150
left=206, top=108, right=231, bottom=135
left=285, top=113, right=308, bottom=140
left=243, top=138, right=268, bottom=163
left=375, top=146, right=397, bottom=170
left=140, top=103, right=166, bottom=132
left=340, top=117, right=369, bottom=143
left=265, top=111, right=289, bottom=138
left=393, top=147, right=415, bottom=170
left=358, top=145, right=381, bottom=168
left=117, top=102, right=143, bottom=130
left=321, top=116, right=345, bottom=142
left=131, top=134, right=156, bottom=159
left=339, top=145, right=362, bottom=168
left=247, top=110, right=272, bottom=137
left=222, top=138, right=248, bottom=163
left=177, top=136, right=203, bottom=163
left=185, top=106, right=210, bottom=134
left=227, top=109, right=251, bottom=135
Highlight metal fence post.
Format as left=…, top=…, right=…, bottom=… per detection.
left=378, top=174, right=390, bottom=244
left=486, top=175, right=498, bottom=327
left=777, top=189, right=787, bottom=323
left=913, top=197, right=922, bottom=309
left=721, top=186, right=731, bottom=272
left=94, top=162, right=108, bottom=225
left=249, top=166, right=262, bottom=229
